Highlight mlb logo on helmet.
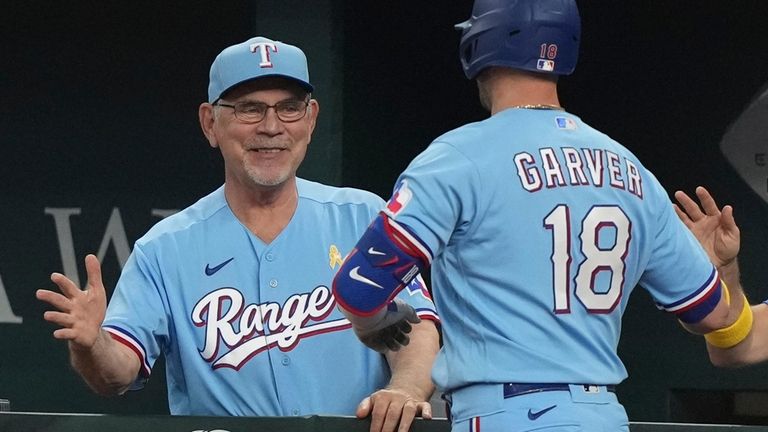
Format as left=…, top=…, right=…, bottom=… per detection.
left=537, top=59, right=556, bottom=72
left=385, top=180, right=413, bottom=216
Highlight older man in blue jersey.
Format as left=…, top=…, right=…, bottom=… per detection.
left=333, top=1, right=751, bottom=431
left=36, top=36, right=439, bottom=432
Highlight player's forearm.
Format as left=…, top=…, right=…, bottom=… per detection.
left=707, top=304, right=768, bottom=367
left=384, top=320, right=439, bottom=401
left=69, top=329, right=140, bottom=396
left=681, top=274, right=748, bottom=336
left=707, top=322, right=757, bottom=367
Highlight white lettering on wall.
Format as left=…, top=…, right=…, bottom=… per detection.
left=45, top=208, right=83, bottom=286
left=0, top=275, right=22, bottom=323
left=0, top=207, right=179, bottom=326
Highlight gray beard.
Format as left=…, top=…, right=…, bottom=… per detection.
left=244, top=160, right=293, bottom=187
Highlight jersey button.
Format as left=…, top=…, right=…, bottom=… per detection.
left=281, top=356, right=290, bottom=366
left=266, top=253, right=275, bottom=262
left=269, top=278, right=278, bottom=288
left=291, top=409, right=300, bottom=416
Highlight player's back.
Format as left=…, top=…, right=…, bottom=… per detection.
left=390, top=108, right=715, bottom=391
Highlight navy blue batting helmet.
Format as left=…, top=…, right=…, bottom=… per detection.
left=455, top=0, right=581, bottom=79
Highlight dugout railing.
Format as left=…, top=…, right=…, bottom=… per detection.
left=2, top=412, right=768, bottom=431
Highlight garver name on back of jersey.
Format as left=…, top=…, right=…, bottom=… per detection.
left=514, top=147, right=643, bottom=199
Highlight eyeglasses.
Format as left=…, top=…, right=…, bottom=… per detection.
left=214, top=98, right=310, bottom=123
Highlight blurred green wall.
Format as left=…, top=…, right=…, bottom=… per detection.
left=1, top=0, right=767, bottom=424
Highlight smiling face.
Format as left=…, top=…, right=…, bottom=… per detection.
left=200, top=77, right=319, bottom=192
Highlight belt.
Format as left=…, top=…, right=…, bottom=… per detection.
left=503, top=383, right=616, bottom=398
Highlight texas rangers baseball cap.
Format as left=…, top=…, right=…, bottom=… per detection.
left=207, top=36, right=314, bottom=103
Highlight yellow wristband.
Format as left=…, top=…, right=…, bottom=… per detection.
left=704, top=294, right=753, bottom=349
left=721, top=281, right=730, bottom=305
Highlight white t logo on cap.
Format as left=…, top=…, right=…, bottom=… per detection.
left=250, top=42, right=278, bottom=68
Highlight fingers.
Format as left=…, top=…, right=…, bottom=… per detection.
left=418, top=401, right=433, bottom=420
left=369, top=395, right=393, bottom=432
left=43, top=310, right=76, bottom=327
left=396, top=401, right=431, bottom=432
left=695, top=186, right=721, bottom=217
left=52, top=328, right=78, bottom=340
left=406, top=310, right=421, bottom=324
left=378, top=398, right=406, bottom=432
left=721, top=205, right=739, bottom=235
left=358, top=321, right=413, bottom=352
left=84, top=254, right=106, bottom=297
left=36, top=289, right=71, bottom=312
left=394, top=402, right=417, bottom=432
left=394, top=321, right=412, bottom=347
left=674, top=190, right=705, bottom=221
left=392, top=298, right=420, bottom=324
left=359, top=331, right=390, bottom=353
left=673, top=204, right=693, bottom=228
left=397, top=319, right=412, bottom=335
left=356, top=397, right=372, bottom=419
left=390, top=322, right=412, bottom=350
left=365, top=389, right=430, bottom=432
left=383, top=327, right=405, bottom=352
left=389, top=331, right=409, bottom=351
left=50, top=272, right=82, bottom=299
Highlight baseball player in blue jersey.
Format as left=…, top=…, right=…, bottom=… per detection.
left=36, top=36, right=439, bottom=432
left=332, top=1, right=751, bottom=431
left=674, top=187, right=767, bottom=367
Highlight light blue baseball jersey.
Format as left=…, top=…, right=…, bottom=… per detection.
left=382, top=108, right=718, bottom=392
left=103, top=178, right=438, bottom=416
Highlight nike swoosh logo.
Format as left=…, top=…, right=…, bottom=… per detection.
left=367, top=247, right=386, bottom=256
left=349, top=266, right=383, bottom=289
left=527, top=405, right=557, bottom=421
left=205, top=257, right=235, bottom=276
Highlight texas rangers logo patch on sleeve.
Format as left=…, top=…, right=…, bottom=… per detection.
left=405, top=274, right=433, bottom=301
left=385, top=179, right=413, bottom=216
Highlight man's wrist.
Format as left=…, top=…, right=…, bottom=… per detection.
left=720, top=257, right=738, bottom=270
left=718, top=258, right=740, bottom=281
